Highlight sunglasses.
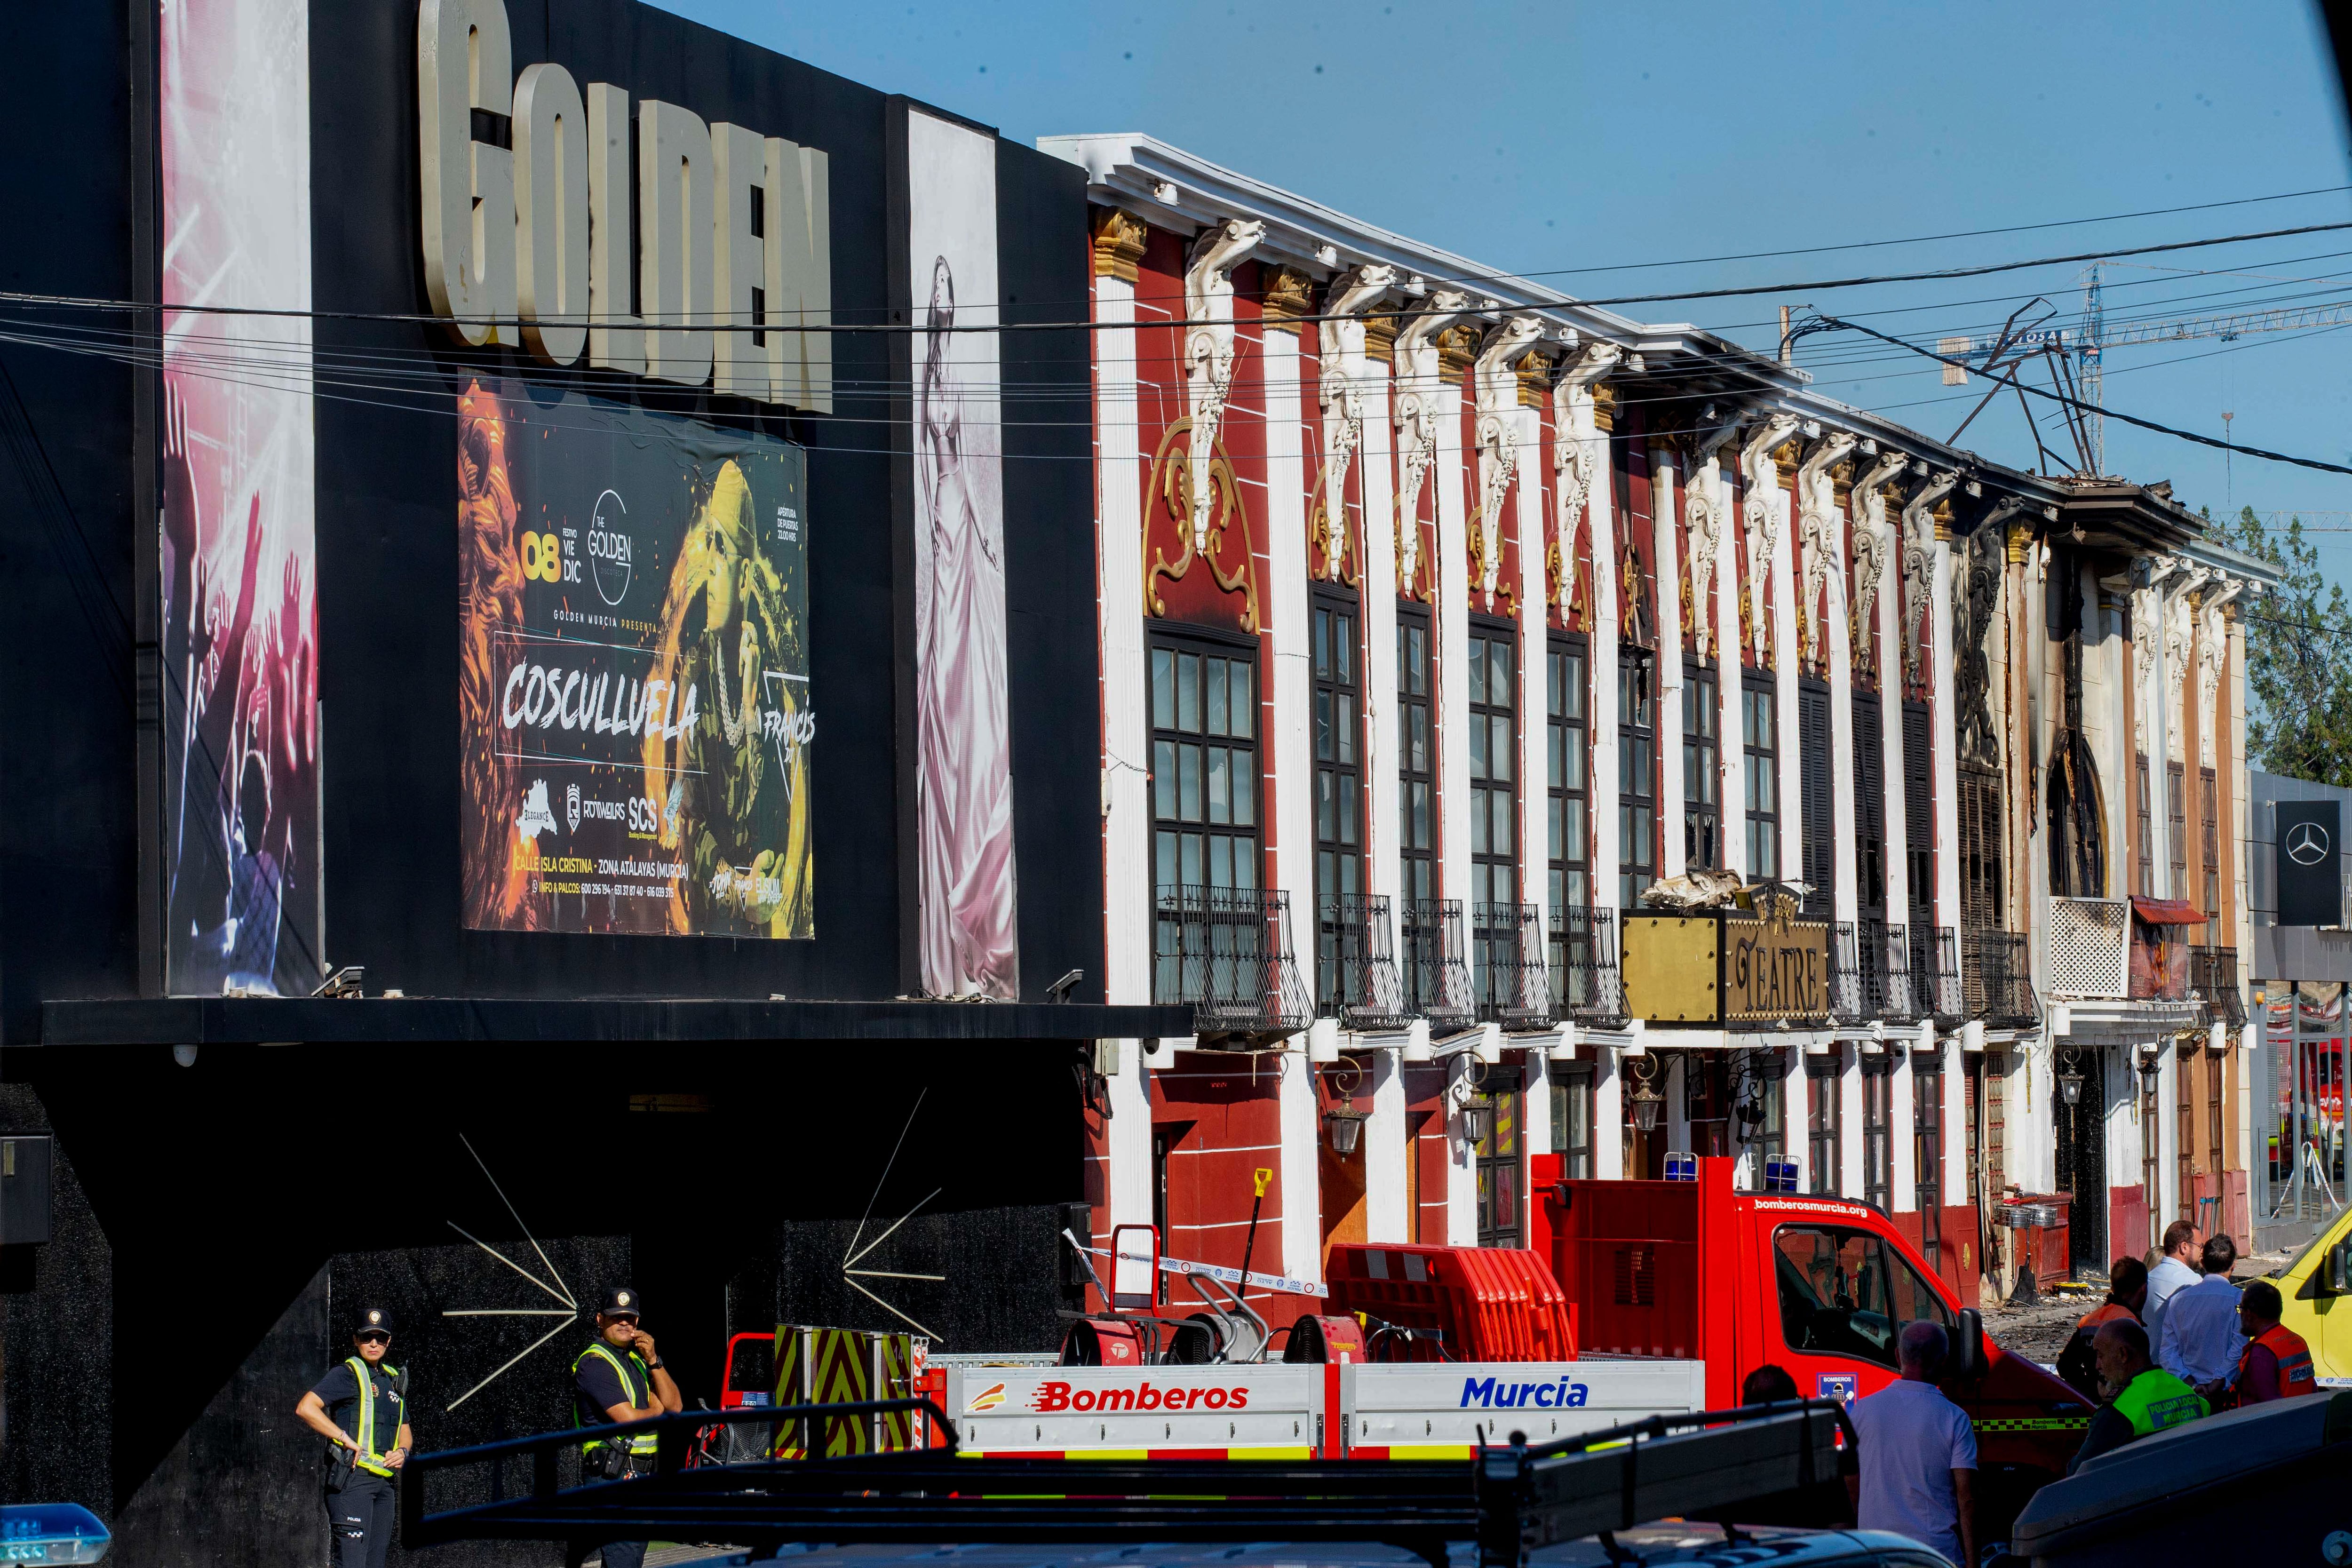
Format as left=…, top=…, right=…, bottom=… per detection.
left=356, top=1332, right=390, bottom=1345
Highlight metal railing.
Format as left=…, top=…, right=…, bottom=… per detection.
left=1829, top=922, right=1865, bottom=1023
left=2191, top=945, right=2247, bottom=1032
left=1317, top=893, right=1409, bottom=1030
left=1867, top=918, right=1915, bottom=1022
left=1548, top=906, right=1625, bottom=1027
left=2046, top=895, right=2130, bottom=1000
left=1471, top=902, right=1551, bottom=1029
left=1965, top=928, right=2038, bottom=1027
left=1400, top=899, right=1476, bottom=1030
left=1152, top=886, right=1313, bottom=1041
left=1910, top=926, right=1962, bottom=1025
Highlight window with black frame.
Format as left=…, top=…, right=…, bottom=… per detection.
left=1861, top=1056, right=1892, bottom=1211
left=1551, top=1065, right=1595, bottom=1180
left=1806, top=1054, right=1840, bottom=1195
left=2135, top=754, right=2154, bottom=899
left=2201, top=767, right=2219, bottom=924
left=2168, top=761, right=2187, bottom=898
left=1151, top=639, right=1259, bottom=1002
left=1548, top=639, right=1590, bottom=914
left=1772, top=1224, right=1953, bottom=1370
left=1619, top=656, right=1656, bottom=907
left=1915, top=1057, right=1943, bottom=1273
left=1737, top=1049, right=1785, bottom=1183
left=1398, top=610, right=1435, bottom=906
left=1313, top=594, right=1362, bottom=1010
left=1743, top=675, right=1780, bottom=881
left=1468, top=628, right=1516, bottom=910
left=1473, top=1076, right=1523, bottom=1249
left=1685, top=663, right=1719, bottom=868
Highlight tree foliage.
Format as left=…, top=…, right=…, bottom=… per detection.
left=2230, top=505, right=2352, bottom=786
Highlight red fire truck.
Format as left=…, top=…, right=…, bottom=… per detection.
left=1536, top=1155, right=2092, bottom=1536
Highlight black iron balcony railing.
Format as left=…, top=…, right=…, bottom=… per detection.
left=2190, top=945, right=2247, bottom=1032
left=1548, top=905, right=1626, bottom=1027
left=1829, top=922, right=1865, bottom=1024
left=1317, top=893, right=1410, bottom=1031
left=1964, top=929, right=2038, bottom=1028
left=1152, top=886, right=1313, bottom=1041
left=1910, top=925, right=1962, bottom=1025
left=1471, top=902, right=1551, bottom=1030
left=1864, top=916, right=1915, bottom=1022
left=1400, top=898, right=1476, bottom=1031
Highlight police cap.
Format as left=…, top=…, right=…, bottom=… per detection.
left=353, top=1306, right=394, bottom=1337
left=596, top=1287, right=642, bottom=1320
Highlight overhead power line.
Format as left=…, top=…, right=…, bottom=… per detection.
left=1794, top=311, right=2352, bottom=478
left=7, top=220, right=2351, bottom=338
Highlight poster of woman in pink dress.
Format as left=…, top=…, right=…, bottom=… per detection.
left=907, top=107, right=1020, bottom=999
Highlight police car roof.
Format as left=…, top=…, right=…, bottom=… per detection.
left=2013, top=1389, right=2352, bottom=1553
left=691, top=1528, right=1949, bottom=1568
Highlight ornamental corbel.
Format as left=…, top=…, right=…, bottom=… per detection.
left=1738, top=415, right=1801, bottom=661
left=1795, top=432, right=1858, bottom=670
left=2198, top=577, right=2245, bottom=767
left=1848, top=450, right=1910, bottom=676
left=1182, top=218, right=1266, bottom=552
left=1314, top=265, right=1398, bottom=584
left=2129, top=554, right=2181, bottom=756
left=2163, top=563, right=2212, bottom=762
left=1898, top=469, right=1957, bottom=687
left=1392, top=290, right=1475, bottom=597
left=1471, top=316, right=1546, bottom=608
left=1548, top=342, right=1618, bottom=612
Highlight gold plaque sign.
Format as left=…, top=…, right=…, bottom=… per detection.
left=1722, top=916, right=1829, bottom=1022
left=1620, top=909, right=1829, bottom=1027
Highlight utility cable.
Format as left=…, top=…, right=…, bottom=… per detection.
left=11, top=219, right=2352, bottom=337
left=1793, top=311, right=2352, bottom=477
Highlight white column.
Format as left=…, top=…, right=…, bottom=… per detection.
left=1517, top=402, right=1544, bottom=916
left=1931, top=533, right=1961, bottom=930
left=1362, top=364, right=1401, bottom=920
left=1365, top=1049, right=1407, bottom=1242
left=1840, top=1045, right=1865, bottom=1198
left=1710, top=457, right=1745, bottom=875
left=1590, top=408, right=1621, bottom=907
left=1666, top=1053, right=1691, bottom=1153
left=1446, top=1056, right=1478, bottom=1244
left=1772, top=465, right=1802, bottom=893
left=1278, top=1049, right=1321, bottom=1282
left=1818, top=457, right=1859, bottom=928
left=1891, top=1047, right=1918, bottom=1212
left=1263, top=324, right=1314, bottom=995
left=2155, top=1045, right=2179, bottom=1232
left=1526, top=1049, right=1554, bottom=1156
left=1879, top=487, right=1909, bottom=929
left=1437, top=378, right=1471, bottom=913
left=1783, top=1049, right=1809, bottom=1190
left=1595, top=1049, right=1626, bottom=1180
left=1942, top=1034, right=1968, bottom=1206
left=1096, top=272, right=1154, bottom=1226
left=2150, top=580, right=2174, bottom=900
left=1653, top=445, right=1685, bottom=879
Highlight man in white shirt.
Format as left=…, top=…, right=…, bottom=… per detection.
left=2143, top=1220, right=2201, bottom=1355
left=1846, top=1320, right=1978, bottom=1567
left=2159, top=1234, right=2246, bottom=1399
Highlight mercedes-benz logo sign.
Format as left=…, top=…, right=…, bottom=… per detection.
left=2288, top=820, right=2332, bottom=867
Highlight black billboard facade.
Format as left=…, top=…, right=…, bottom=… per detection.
left=2275, top=799, right=2343, bottom=927
left=0, top=0, right=1145, bottom=1554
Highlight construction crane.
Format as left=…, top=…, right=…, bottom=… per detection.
left=1935, top=263, right=2352, bottom=476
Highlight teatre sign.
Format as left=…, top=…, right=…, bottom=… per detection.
left=417, top=0, right=832, bottom=411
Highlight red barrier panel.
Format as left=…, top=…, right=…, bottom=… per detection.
left=1325, top=1243, right=1577, bottom=1362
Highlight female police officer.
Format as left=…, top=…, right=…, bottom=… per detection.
left=294, top=1305, right=411, bottom=1568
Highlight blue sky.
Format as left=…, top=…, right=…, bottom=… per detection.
left=660, top=0, right=2352, bottom=568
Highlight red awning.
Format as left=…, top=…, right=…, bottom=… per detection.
left=2130, top=896, right=2206, bottom=926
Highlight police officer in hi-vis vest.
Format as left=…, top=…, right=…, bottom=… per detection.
left=572, top=1286, right=683, bottom=1568
left=294, top=1305, right=412, bottom=1568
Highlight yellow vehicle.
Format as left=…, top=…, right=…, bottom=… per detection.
left=2272, top=1209, right=2352, bottom=1383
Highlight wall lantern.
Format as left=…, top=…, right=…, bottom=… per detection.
left=1628, top=1057, right=1665, bottom=1134
left=2057, top=1046, right=2084, bottom=1108
left=1319, top=1058, right=1366, bottom=1156
left=1458, top=1098, right=1495, bottom=1148
left=2138, top=1051, right=2163, bottom=1101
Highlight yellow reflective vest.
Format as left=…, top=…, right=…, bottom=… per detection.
left=341, top=1356, right=405, bottom=1478
left=573, top=1341, right=659, bottom=1457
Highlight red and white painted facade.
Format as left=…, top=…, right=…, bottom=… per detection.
left=1050, top=132, right=2273, bottom=1324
